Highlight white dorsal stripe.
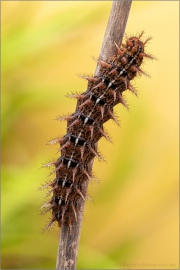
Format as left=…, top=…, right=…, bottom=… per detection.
left=75, top=131, right=82, bottom=146
left=84, top=112, right=92, bottom=125
left=67, top=153, right=75, bottom=169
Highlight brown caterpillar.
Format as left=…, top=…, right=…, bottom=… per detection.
left=41, top=31, right=154, bottom=229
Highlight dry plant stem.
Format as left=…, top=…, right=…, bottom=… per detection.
left=95, top=0, right=132, bottom=73
left=56, top=1, right=132, bottom=269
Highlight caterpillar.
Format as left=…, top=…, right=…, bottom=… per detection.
left=41, top=31, right=154, bottom=230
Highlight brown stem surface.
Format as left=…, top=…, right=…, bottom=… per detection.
left=56, top=1, right=132, bottom=269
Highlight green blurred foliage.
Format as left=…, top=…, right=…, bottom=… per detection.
left=1, top=1, right=179, bottom=269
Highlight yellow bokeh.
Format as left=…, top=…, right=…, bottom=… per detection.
left=2, top=1, right=179, bottom=269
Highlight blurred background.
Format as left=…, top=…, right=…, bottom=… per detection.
left=1, top=1, right=179, bottom=269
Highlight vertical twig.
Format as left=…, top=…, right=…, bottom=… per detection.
left=56, top=1, right=132, bottom=269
